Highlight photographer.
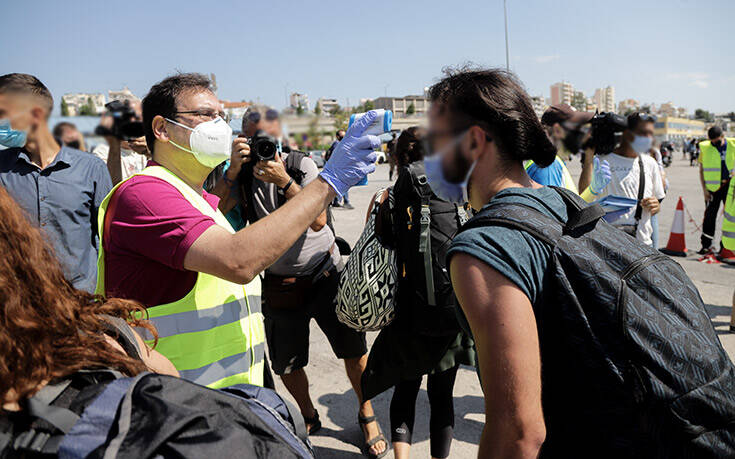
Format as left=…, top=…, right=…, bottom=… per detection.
left=595, top=112, right=665, bottom=245
left=537, top=104, right=611, bottom=202
left=211, top=106, right=387, bottom=456
left=93, top=100, right=149, bottom=184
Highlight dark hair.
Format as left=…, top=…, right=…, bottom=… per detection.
left=428, top=67, right=556, bottom=167
left=708, top=126, right=724, bottom=140
left=627, top=112, right=656, bottom=131
left=142, top=73, right=213, bottom=155
left=395, top=126, right=426, bottom=168
left=0, top=73, right=54, bottom=115
left=52, top=121, right=76, bottom=139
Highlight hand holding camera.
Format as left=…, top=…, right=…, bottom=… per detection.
left=253, top=153, right=290, bottom=188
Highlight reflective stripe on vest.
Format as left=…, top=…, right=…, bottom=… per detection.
left=524, top=156, right=579, bottom=194
left=95, top=166, right=265, bottom=388
left=723, top=173, right=735, bottom=250
left=700, top=139, right=735, bottom=192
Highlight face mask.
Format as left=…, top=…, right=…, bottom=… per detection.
left=630, top=134, right=652, bottom=154
left=165, top=117, right=232, bottom=168
left=65, top=140, right=81, bottom=150
left=712, top=140, right=724, bottom=148
left=0, top=118, right=28, bottom=148
left=424, top=131, right=477, bottom=204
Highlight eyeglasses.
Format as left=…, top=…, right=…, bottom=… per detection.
left=246, top=109, right=279, bottom=124
left=174, top=109, right=225, bottom=122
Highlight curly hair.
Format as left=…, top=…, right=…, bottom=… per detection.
left=0, top=186, right=156, bottom=408
left=429, top=66, right=557, bottom=167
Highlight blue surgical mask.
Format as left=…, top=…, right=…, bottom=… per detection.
left=424, top=131, right=477, bottom=204
left=0, top=118, right=28, bottom=148
left=630, top=135, right=652, bottom=154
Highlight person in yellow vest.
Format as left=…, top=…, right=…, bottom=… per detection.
left=699, top=126, right=735, bottom=255
left=95, top=74, right=380, bottom=395
left=534, top=104, right=612, bottom=201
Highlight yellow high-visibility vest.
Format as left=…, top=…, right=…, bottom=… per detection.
left=95, top=165, right=265, bottom=388
left=700, top=139, right=735, bottom=192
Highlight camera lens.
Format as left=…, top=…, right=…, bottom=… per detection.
left=256, top=140, right=277, bottom=161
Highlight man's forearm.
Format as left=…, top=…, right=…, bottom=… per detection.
left=107, top=141, right=123, bottom=185
left=227, top=177, right=335, bottom=281
left=212, top=171, right=239, bottom=214
left=578, top=149, right=595, bottom=192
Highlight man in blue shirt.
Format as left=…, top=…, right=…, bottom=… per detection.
left=0, top=73, right=112, bottom=292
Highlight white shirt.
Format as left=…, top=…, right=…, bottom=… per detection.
left=91, top=144, right=148, bottom=180
left=597, top=153, right=666, bottom=246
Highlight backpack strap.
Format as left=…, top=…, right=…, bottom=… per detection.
left=100, top=314, right=143, bottom=361
left=283, top=151, right=306, bottom=186
left=633, top=155, right=645, bottom=230
left=408, top=164, right=437, bottom=306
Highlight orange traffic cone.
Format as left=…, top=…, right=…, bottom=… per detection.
left=660, top=197, right=688, bottom=257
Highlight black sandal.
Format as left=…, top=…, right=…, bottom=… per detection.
left=303, top=409, right=322, bottom=435
left=358, top=414, right=389, bottom=458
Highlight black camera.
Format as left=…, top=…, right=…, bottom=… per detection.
left=94, top=100, right=144, bottom=141
left=586, top=112, right=628, bottom=154
left=249, top=130, right=278, bottom=161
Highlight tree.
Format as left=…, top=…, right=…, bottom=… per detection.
left=727, top=111, right=735, bottom=122
left=640, top=105, right=652, bottom=114
left=362, top=100, right=374, bottom=112
left=296, top=104, right=305, bottom=116
left=78, top=97, right=96, bottom=116
left=695, top=108, right=714, bottom=122
left=314, top=104, right=322, bottom=116
left=60, top=98, right=70, bottom=116
left=406, top=102, right=416, bottom=115
left=333, top=109, right=350, bottom=132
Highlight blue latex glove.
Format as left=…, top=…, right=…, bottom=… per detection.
left=589, top=157, right=611, bottom=195
left=319, top=110, right=380, bottom=197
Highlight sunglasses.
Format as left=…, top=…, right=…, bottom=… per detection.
left=247, top=109, right=280, bottom=123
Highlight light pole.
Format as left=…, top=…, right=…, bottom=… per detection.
left=504, top=0, right=510, bottom=70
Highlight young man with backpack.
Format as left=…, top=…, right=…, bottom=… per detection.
left=211, top=107, right=387, bottom=457
left=424, top=68, right=735, bottom=458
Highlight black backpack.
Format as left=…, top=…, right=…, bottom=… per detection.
left=459, top=187, right=735, bottom=458
left=0, top=318, right=313, bottom=459
left=391, top=161, right=469, bottom=336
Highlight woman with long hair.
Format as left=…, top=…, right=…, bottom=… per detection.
left=0, top=185, right=176, bottom=412
left=361, top=126, right=476, bottom=459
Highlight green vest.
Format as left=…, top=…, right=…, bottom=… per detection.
left=95, top=165, right=265, bottom=388
left=700, top=139, right=735, bottom=192
left=524, top=156, right=579, bottom=194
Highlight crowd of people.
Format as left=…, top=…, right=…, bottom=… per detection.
left=1, top=68, right=735, bottom=458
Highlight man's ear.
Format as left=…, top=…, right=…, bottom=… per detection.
left=467, top=125, right=489, bottom=159
left=152, top=115, right=170, bottom=143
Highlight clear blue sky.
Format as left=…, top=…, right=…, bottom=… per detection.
left=5, top=0, right=734, bottom=114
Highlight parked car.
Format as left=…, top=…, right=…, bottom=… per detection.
left=307, top=150, right=325, bottom=168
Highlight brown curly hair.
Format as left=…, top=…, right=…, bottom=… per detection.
left=0, top=186, right=157, bottom=408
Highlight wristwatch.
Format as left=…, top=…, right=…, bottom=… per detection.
left=278, top=177, right=294, bottom=195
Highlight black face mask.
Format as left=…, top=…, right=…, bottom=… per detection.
left=65, top=140, right=81, bottom=150
left=712, top=140, right=724, bottom=148
left=562, top=130, right=585, bottom=153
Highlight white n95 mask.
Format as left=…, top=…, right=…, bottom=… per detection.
left=166, top=117, right=232, bottom=168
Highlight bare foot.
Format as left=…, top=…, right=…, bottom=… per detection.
left=359, top=409, right=387, bottom=457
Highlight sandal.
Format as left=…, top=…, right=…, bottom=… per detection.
left=358, top=414, right=389, bottom=458
left=303, top=409, right=322, bottom=435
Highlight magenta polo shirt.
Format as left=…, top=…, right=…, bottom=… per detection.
left=102, top=162, right=218, bottom=307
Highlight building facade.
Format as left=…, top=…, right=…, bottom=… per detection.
left=593, top=86, right=615, bottom=113
left=550, top=81, right=574, bottom=106
left=372, top=95, right=429, bottom=117
left=530, top=95, right=547, bottom=119
left=618, top=98, right=640, bottom=114
left=316, top=97, right=339, bottom=115
left=289, top=93, right=309, bottom=111
left=220, top=101, right=250, bottom=121
left=108, top=87, right=140, bottom=104
left=61, top=93, right=105, bottom=116
left=654, top=116, right=706, bottom=143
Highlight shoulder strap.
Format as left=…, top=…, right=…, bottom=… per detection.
left=100, top=315, right=143, bottom=361
left=634, top=155, right=645, bottom=224
left=284, top=151, right=306, bottom=186
left=407, top=164, right=437, bottom=306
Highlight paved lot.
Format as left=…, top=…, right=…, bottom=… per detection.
left=273, top=155, right=735, bottom=458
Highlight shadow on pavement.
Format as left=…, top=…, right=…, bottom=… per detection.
left=318, top=387, right=484, bottom=449
left=705, top=303, right=732, bottom=318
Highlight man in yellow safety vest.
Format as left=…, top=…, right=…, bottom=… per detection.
left=95, top=73, right=380, bottom=395
left=699, top=126, right=735, bottom=255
